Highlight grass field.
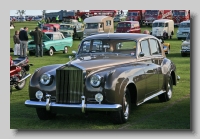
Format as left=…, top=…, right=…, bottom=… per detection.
left=10, top=21, right=190, bottom=130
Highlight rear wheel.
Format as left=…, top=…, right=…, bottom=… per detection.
left=29, top=51, right=35, bottom=56
left=48, top=47, right=54, bottom=56
left=36, top=108, right=57, bottom=120
left=63, top=46, right=68, bottom=54
left=158, top=76, right=173, bottom=102
left=111, top=89, right=131, bottom=124
left=181, top=52, right=187, bottom=57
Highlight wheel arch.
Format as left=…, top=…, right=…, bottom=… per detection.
left=126, top=82, right=137, bottom=105
left=170, top=70, right=176, bottom=86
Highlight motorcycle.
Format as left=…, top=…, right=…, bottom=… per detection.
left=10, top=56, right=33, bottom=93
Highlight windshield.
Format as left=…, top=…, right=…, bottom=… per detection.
left=60, top=25, right=73, bottom=30
left=152, top=22, right=166, bottom=27
left=117, top=23, right=131, bottom=28
left=43, top=26, right=51, bottom=30
left=179, top=23, right=190, bottom=28
left=127, top=12, right=138, bottom=16
left=85, top=23, right=99, bottom=29
left=146, top=10, right=158, bottom=15
left=78, top=39, right=137, bottom=56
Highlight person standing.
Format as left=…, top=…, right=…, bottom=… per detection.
left=56, top=15, right=59, bottom=23
left=30, top=27, right=43, bottom=57
left=13, top=30, right=20, bottom=56
left=19, top=27, right=29, bottom=57
left=143, top=30, right=150, bottom=34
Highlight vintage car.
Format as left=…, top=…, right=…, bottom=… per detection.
left=159, top=39, right=170, bottom=54
left=115, top=21, right=141, bottom=33
left=114, top=14, right=126, bottom=22
left=42, top=24, right=60, bottom=32
left=177, top=20, right=190, bottom=40
left=25, top=33, right=179, bottom=124
left=59, top=22, right=85, bottom=39
left=28, top=32, right=73, bottom=56
left=180, top=32, right=190, bottom=57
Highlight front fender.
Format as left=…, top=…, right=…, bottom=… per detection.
left=29, top=64, right=64, bottom=100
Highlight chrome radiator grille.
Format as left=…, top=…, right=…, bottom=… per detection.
left=56, top=66, right=83, bottom=104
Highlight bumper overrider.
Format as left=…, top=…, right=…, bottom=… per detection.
left=25, top=94, right=122, bottom=113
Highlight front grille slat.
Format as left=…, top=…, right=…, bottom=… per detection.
left=56, top=66, right=83, bottom=104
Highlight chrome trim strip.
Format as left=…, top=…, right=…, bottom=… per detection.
left=25, top=100, right=122, bottom=112
left=18, top=73, right=31, bottom=83
left=137, top=90, right=165, bottom=106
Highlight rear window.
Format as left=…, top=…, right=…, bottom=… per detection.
left=117, top=23, right=131, bottom=28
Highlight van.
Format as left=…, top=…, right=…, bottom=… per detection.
left=177, top=20, right=190, bottom=40
left=115, top=21, right=141, bottom=33
left=152, top=19, right=174, bottom=39
left=83, top=16, right=114, bottom=37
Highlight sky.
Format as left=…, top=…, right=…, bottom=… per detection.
left=10, top=10, right=128, bottom=16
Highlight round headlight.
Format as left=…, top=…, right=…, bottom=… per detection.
left=35, top=90, right=43, bottom=100
left=90, top=74, right=101, bottom=87
left=40, top=73, right=51, bottom=85
left=95, top=93, right=103, bottom=103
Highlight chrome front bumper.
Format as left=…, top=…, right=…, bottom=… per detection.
left=25, top=95, right=122, bottom=113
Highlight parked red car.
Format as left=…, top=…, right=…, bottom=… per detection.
left=42, top=24, right=60, bottom=32
left=10, top=56, right=32, bottom=93
left=115, top=21, right=141, bottom=33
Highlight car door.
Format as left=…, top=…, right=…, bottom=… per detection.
left=149, top=38, right=164, bottom=90
left=138, top=39, right=159, bottom=98
left=53, top=33, right=62, bottom=51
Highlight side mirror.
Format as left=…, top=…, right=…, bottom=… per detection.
left=139, top=52, right=145, bottom=57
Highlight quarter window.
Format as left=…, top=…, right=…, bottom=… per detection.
left=140, top=40, right=150, bottom=56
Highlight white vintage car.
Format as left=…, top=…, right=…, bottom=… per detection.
left=180, top=33, right=190, bottom=57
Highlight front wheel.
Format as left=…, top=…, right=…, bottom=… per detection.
left=36, top=108, right=57, bottom=120
left=15, top=68, right=26, bottom=90
left=111, top=89, right=131, bottom=124
left=158, top=76, right=173, bottom=102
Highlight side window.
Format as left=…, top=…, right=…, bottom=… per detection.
left=106, top=20, right=111, bottom=26
left=149, top=39, right=159, bottom=55
left=53, top=34, right=60, bottom=40
left=165, top=23, right=168, bottom=27
left=140, top=40, right=150, bottom=56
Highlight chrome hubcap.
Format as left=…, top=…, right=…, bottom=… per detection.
left=167, top=82, right=172, bottom=98
left=123, top=93, right=129, bottom=120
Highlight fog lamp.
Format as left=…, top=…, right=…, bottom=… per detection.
left=95, top=93, right=103, bottom=104
left=35, top=90, right=43, bottom=101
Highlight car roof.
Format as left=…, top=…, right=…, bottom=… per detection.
left=153, top=19, right=173, bottom=23
left=83, top=33, right=156, bottom=41
left=180, top=20, right=190, bottom=23
left=84, top=16, right=110, bottom=23
left=45, top=32, right=62, bottom=35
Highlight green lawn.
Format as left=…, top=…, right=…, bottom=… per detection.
left=10, top=21, right=190, bottom=130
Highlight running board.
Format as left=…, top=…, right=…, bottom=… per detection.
left=137, top=90, right=165, bottom=106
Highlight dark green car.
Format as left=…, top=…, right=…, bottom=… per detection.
left=28, top=32, right=73, bottom=56
left=59, top=22, right=85, bottom=40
